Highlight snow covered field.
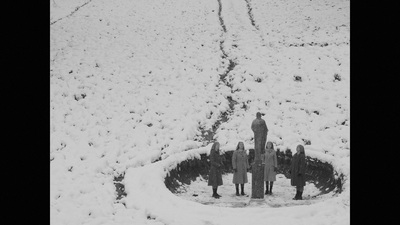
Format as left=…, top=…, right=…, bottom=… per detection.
left=50, top=0, right=350, bottom=224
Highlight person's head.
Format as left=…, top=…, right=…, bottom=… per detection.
left=211, top=142, right=220, bottom=152
left=236, top=141, right=245, bottom=151
left=256, top=112, right=262, bottom=118
left=296, top=145, right=305, bottom=154
left=266, top=141, right=274, bottom=150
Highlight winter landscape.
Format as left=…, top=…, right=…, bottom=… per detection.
left=50, top=0, right=350, bottom=224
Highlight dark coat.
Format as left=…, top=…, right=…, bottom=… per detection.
left=290, top=153, right=306, bottom=187
left=208, top=149, right=223, bottom=187
left=232, top=150, right=249, bottom=184
left=251, top=118, right=268, bottom=155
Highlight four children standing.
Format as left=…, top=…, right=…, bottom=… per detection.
left=208, top=141, right=307, bottom=200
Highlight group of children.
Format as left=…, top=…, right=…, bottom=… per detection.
left=208, top=141, right=306, bottom=200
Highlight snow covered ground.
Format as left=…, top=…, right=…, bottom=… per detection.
left=174, top=173, right=323, bottom=208
left=50, top=0, right=350, bottom=224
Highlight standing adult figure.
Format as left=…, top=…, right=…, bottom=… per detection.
left=262, top=141, right=278, bottom=195
left=251, top=112, right=268, bottom=156
left=232, top=141, right=250, bottom=196
left=290, top=144, right=306, bottom=200
left=208, top=142, right=223, bottom=198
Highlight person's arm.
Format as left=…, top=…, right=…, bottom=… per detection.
left=298, top=155, right=306, bottom=176
left=289, top=154, right=295, bottom=174
left=210, top=152, right=220, bottom=167
left=246, top=153, right=250, bottom=170
left=232, top=151, right=237, bottom=172
left=264, top=121, right=268, bottom=135
left=219, top=155, right=223, bottom=168
left=273, top=151, right=278, bottom=168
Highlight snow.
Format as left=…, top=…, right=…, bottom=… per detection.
left=174, top=173, right=323, bottom=208
left=50, top=0, right=349, bottom=224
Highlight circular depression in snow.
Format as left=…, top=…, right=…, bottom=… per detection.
left=123, top=146, right=349, bottom=224
left=172, top=173, right=324, bottom=208
left=164, top=149, right=344, bottom=208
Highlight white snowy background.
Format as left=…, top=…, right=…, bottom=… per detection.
left=50, top=0, right=350, bottom=224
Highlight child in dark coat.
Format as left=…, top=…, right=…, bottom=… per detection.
left=208, top=142, right=223, bottom=198
left=290, top=144, right=306, bottom=200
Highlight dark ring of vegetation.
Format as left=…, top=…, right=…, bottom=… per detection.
left=164, top=149, right=344, bottom=197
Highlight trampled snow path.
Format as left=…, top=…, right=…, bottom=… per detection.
left=50, top=0, right=349, bottom=224
left=50, top=0, right=93, bottom=25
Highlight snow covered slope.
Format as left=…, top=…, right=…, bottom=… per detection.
left=50, top=0, right=349, bottom=224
